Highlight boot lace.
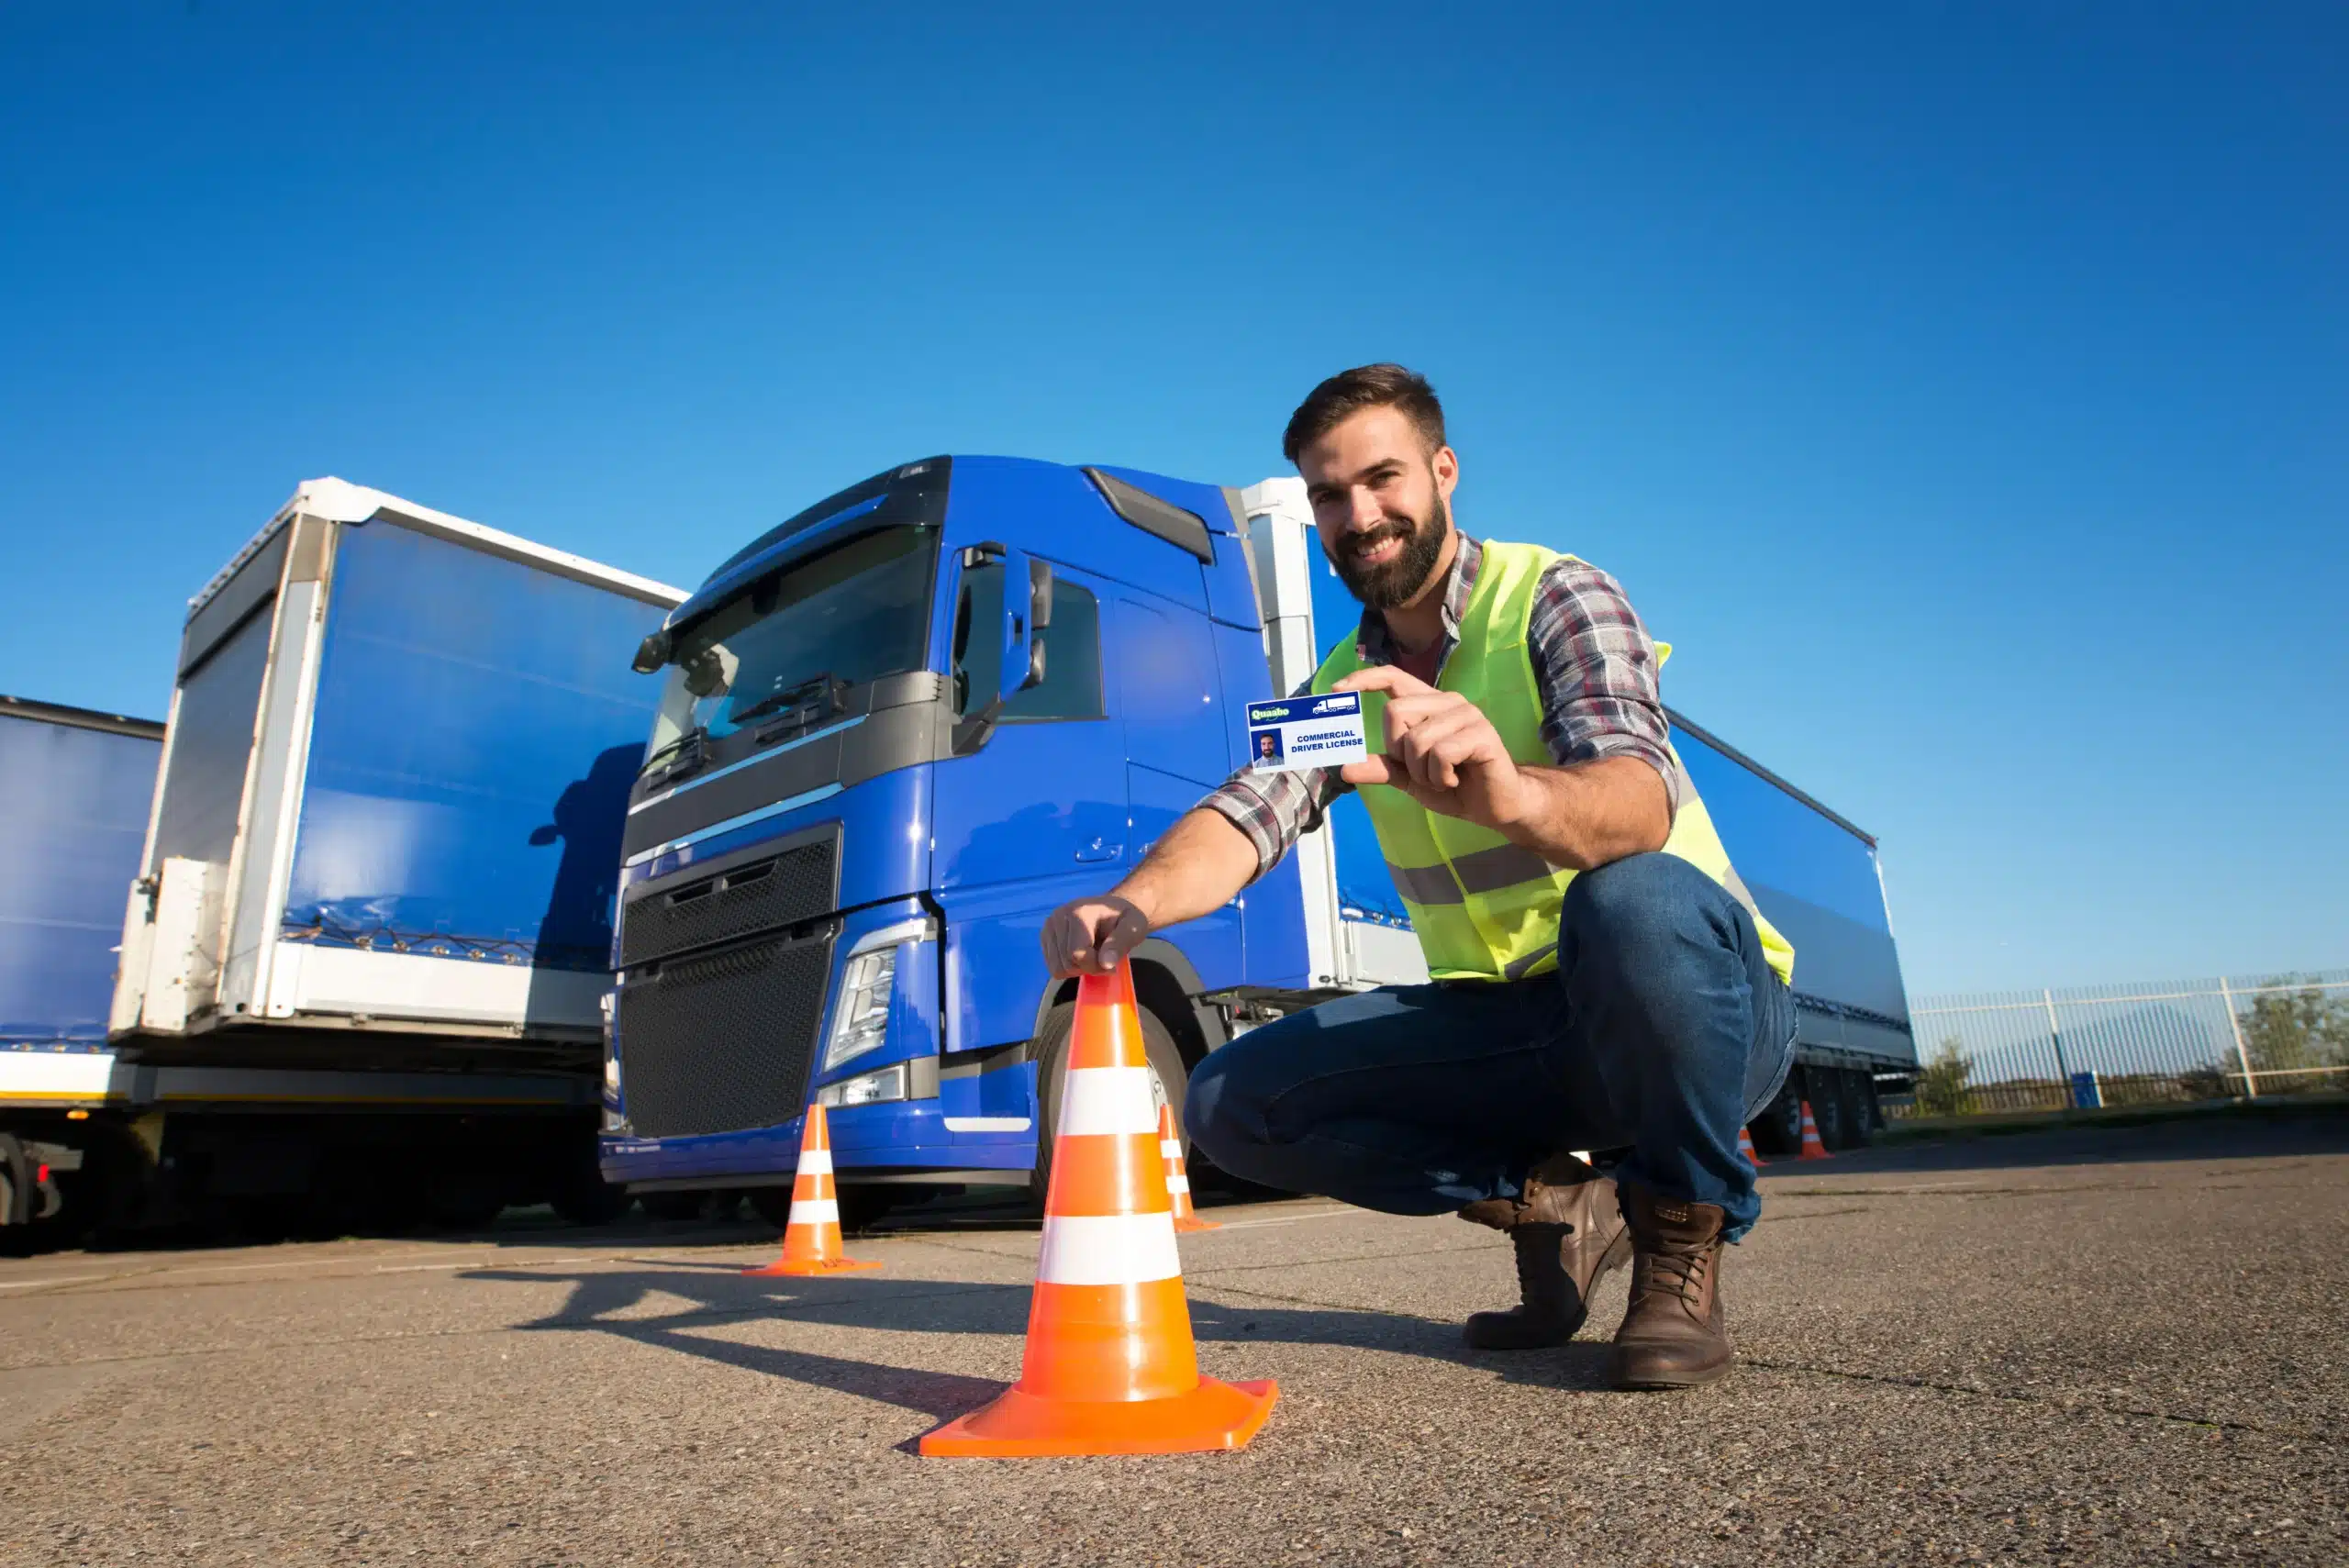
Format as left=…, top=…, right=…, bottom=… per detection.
left=1633, top=1239, right=1711, bottom=1306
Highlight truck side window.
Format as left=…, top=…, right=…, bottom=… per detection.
left=952, top=564, right=1103, bottom=723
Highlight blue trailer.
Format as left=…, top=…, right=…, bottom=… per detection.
left=601, top=460, right=1916, bottom=1221
left=0, top=480, right=688, bottom=1239
left=0, top=696, right=162, bottom=1229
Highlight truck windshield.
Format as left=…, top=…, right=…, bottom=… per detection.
left=646, top=526, right=935, bottom=760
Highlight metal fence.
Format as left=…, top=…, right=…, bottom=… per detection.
left=1895, top=967, right=2349, bottom=1118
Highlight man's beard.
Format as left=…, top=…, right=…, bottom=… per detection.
left=1332, top=490, right=1452, bottom=610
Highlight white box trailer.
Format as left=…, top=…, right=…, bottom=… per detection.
left=2, top=480, right=689, bottom=1239
left=114, top=477, right=685, bottom=1058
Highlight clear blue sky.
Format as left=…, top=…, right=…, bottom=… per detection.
left=3, top=4, right=2342, bottom=996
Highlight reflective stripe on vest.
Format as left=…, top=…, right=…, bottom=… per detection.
left=1311, top=539, right=1797, bottom=988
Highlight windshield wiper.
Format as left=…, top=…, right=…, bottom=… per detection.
left=639, top=725, right=708, bottom=785
left=733, top=673, right=849, bottom=743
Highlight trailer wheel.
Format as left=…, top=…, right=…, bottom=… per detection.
left=1832, top=1070, right=1876, bottom=1149
left=1805, top=1069, right=1847, bottom=1150
left=550, top=1162, right=632, bottom=1227
left=1752, top=1078, right=1805, bottom=1156
left=1028, top=999, right=1186, bottom=1207
left=0, top=1135, right=31, bottom=1229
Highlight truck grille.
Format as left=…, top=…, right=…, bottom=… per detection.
left=618, top=831, right=838, bottom=970
left=615, top=925, right=837, bottom=1139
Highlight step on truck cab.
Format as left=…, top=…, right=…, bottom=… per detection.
left=601, top=459, right=1919, bottom=1215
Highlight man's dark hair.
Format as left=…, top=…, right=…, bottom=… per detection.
left=1282, top=363, right=1447, bottom=464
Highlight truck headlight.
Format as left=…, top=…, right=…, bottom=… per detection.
left=816, top=1062, right=908, bottom=1108
left=821, top=918, right=931, bottom=1073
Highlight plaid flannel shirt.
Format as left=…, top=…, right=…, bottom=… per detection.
left=1200, top=534, right=1679, bottom=881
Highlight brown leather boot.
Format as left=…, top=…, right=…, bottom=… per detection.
left=1458, top=1155, right=1632, bottom=1350
left=1609, top=1183, right=1732, bottom=1388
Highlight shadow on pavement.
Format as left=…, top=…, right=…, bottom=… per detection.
left=465, top=1255, right=1611, bottom=1417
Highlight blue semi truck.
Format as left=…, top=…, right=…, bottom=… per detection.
left=0, top=480, right=686, bottom=1240
left=602, top=459, right=1917, bottom=1224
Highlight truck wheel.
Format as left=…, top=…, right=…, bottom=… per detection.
left=1806, top=1069, right=1847, bottom=1150
left=1028, top=999, right=1187, bottom=1207
left=1834, top=1070, right=1876, bottom=1149
left=0, top=1135, right=31, bottom=1230
left=1752, top=1078, right=1805, bottom=1156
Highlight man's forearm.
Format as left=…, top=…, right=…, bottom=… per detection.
left=1108, top=807, right=1264, bottom=929
left=1495, top=756, right=1672, bottom=872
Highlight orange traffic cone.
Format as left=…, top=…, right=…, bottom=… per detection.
left=743, top=1103, right=882, bottom=1276
left=1160, top=1103, right=1219, bottom=1234
left=920, top=962, right=1276, bottom=1457
left=1796, top=1101, right=1832, bottom=1161
left=1737, top=1125, right=1766, bottom=1168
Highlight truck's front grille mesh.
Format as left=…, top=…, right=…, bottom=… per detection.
left=615, top=926, right=836, bottom=1139
left=618, top=834, right=837, bottom=970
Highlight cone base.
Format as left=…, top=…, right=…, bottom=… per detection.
left=918, top=1375, right=1277, bottom=1458
left=1172, top=1215, right=1221, bottom=1233
left=741, top=1255, right=884, bottom=1277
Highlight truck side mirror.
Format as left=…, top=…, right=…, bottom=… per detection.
left=1030, top=557, right=1054, bottom=630
left=997, top=549, right=1048, bottom=704
left=631, top=630, right=671, bottom=674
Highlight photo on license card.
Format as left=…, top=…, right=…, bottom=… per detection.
left=1246, top=693, right=1368, bottom=773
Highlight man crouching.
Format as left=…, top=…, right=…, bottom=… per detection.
left=1040, top=364, right=1797, bottom=1387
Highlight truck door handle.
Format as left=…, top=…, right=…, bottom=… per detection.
left=1075, top=840, right=1125, bottom=863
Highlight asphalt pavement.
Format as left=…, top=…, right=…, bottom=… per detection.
left=2, top=1112, right=2343, bottom=1567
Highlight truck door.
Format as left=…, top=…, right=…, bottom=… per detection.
left=930, top=555, right=1124, bottom=1049
left=1110, top=592, right=1244, bottom=991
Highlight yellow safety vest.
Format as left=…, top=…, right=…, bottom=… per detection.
left=1310, top=539, right=1796, bottom=987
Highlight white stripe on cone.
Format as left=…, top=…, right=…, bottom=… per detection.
left=1159, top=1139, right=1183, bottom=1158
left=796, top=1149, right=834, bottom=1176
left=1035, top=1211, right=1182, bottom=1286
left=787, top=1197, right=840, bottom=1226
left=1165, top=1175, right=1189, bottom=1195
left=1056, top=1066, right=1158, bottom=1137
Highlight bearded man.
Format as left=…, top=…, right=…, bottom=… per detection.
left=1040, top=364, right=1797, bottom=1388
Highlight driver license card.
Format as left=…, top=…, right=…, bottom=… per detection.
left=1245, top=693, right=1369, bottom=773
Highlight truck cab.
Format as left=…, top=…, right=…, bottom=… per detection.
left=600, top=454, right=1918, bottom=1214
left=600, top=457, right=1316, bottom=1210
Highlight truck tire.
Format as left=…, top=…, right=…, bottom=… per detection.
left=1805, top=1068, right=1847, bottom=1150
left=1752, top=1077, right=1805, bottom=1156
left=0, top=1135, right=31, bottom=1229
left=1833, top=1069, right=1876, bottom=1150
left=1028, top=999, right=1187, bottom=1207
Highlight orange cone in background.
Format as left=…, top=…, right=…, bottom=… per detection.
left=920, top=962, right=1275, bottom=1457
left=1160, top=1103, right=1219, bottom=1234
left=1737, top=1125, right=1766, bottom=1168
left=1796, top=1101, right=1832, bottom=1162
left=743, top=1103, right=883, bottom=1276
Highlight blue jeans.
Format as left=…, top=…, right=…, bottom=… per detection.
left=1187, top=852, right=1797, bottom=1240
